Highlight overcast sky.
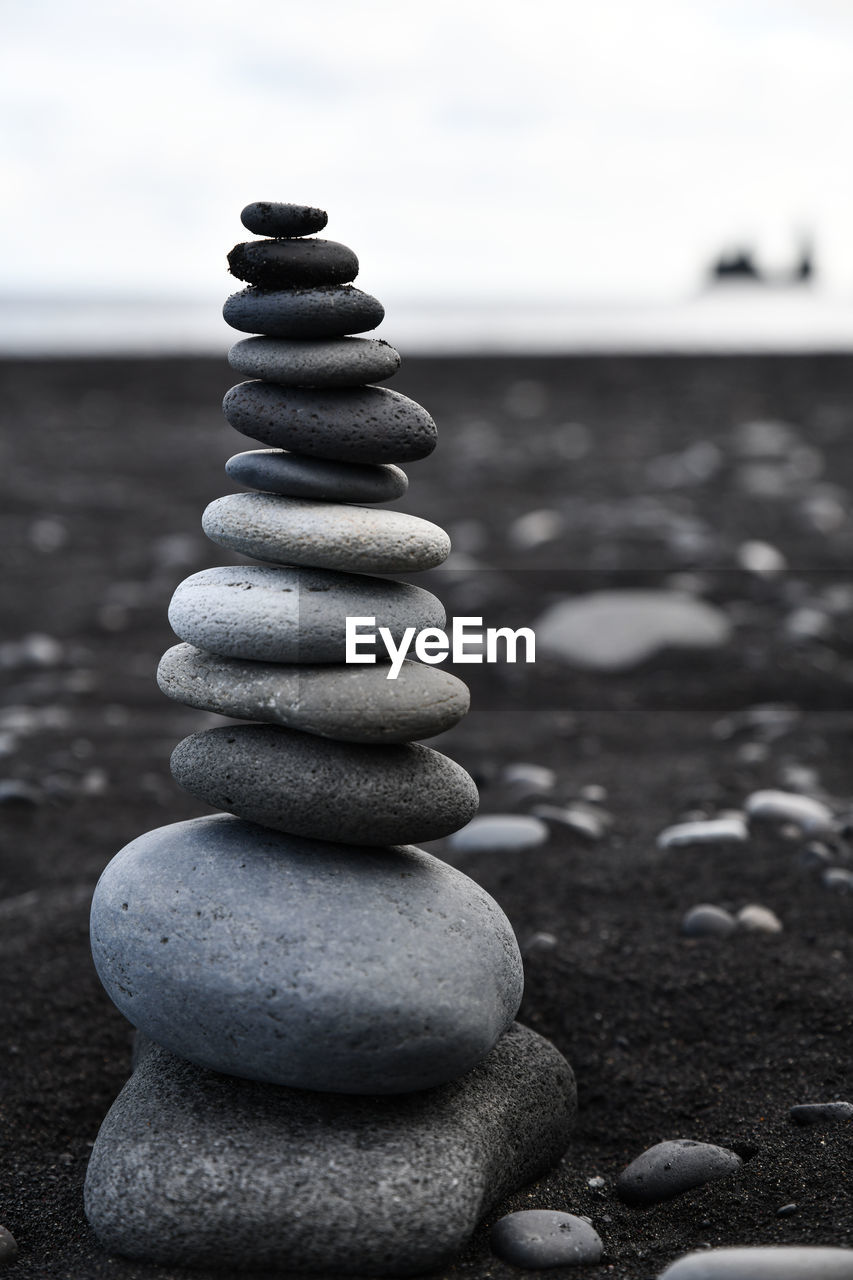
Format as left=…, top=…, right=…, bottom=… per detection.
left=3, top=0, right=853, bottom=307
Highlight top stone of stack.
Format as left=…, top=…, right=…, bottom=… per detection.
left=240, top=201, right=328, bottom=237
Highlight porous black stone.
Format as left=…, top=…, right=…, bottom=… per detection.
left=223, top=285, right=384, bottom=338
left=228, top=239, right=358, bottom=288
left=240, top=202, right=327, bottom=237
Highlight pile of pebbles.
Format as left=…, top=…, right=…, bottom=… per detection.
left=81, top=203, right=575, bottom=1275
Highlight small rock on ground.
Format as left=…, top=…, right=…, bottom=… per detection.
left=657, top=1245, right=853, bottom=1278
left=490, top=1210, right=603, bottom=1268
left=617, top=1138, right=742, bottom=1206
left=682, top=904, right=737, bottom=937
left=790, top=1101, right=853, bottom=1124
left=449, top=814, right=549, bottom=853
left=0, top=1227, right=17, bottom=1264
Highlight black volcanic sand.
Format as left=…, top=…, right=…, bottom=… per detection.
left=1, top=354, right=852, bottom=1279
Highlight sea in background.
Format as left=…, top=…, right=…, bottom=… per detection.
left=0, top=285, right=851, bottom=356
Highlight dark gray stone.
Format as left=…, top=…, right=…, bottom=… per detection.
left=228, top=337, right=399, bottom=387
left=240, top=202, right=327, bottom=237
left=0, top=1226, right=17, bottom=1265
left=167, top=565, right=444, bottom=663
left=223, top=382, right=437, bottom=463
left=170, top=725, right=479, bottom=844
left=84, top=1024, right=575, bottom=1274
left=90, top=815, right=519, bottom=1091
left=201, top=492, right=449, bottom=573
left=228, top=238, right=358, bottom=288
left=681, top=904, right=737, bottom=938
left=223, top=285, right=384, bottom=338
left=790, top=1101, right=853, bottom=1124
left=616, top=1138, right=742, bottom=1206
left=225, top=449, right=408, bottom=503
left=490, top=1210, right=603, bottom=1268
left=157, top=645, right=470, bottom=742
left=658, top=1247, right=853, bottom=1279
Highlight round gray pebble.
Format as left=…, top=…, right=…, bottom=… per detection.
left=223, top=286, right=384, bottom=338
left=202, top=493, right=450, bottom=574
left=90, top=814, right=519, bottom=1092
left=682, top=904, right=737, bottom=938
left=658, top=1246, right=853, bottom=1279
left=228, top=238, right=358, bottom=288
left=490, top=1210, right=603, bottom=1269
left=222, top=382, right=437, bottom=463
left=240, top=202, right=327, bottom=237
left=227, top=337, right=400, bottom=388
left=616, top=1138, right=742, bottom=1206
left=167, top=565, right=445, bottom=663
left=157, top=646, right=470, bottom=743
left=790, top=1101, right=853, bottom=1124
left=225, top=450, right=408, bottom=503
left=170, top=725, right=479, bottom=845
left=0, top=1227, right=17, bottom=1264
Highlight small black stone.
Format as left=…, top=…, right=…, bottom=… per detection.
left=228, top=239, right=358, bottom=289
left=790, top=1101, right=853, bottom=1125
left=223, top=285, right=384, bottom=339
left=241, top=202, right=327, bottom=238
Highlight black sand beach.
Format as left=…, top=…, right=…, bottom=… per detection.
left=1, top=353, right=852, bottom=1278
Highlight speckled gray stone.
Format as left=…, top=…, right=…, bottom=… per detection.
left=490, top=1211, right=603, bottom=1268
left=790, top=1101, right=853, bottom=1124
left=90, top=814, right=517, bottom=1090
left=616, top=1139, right=742, bottom=1206
left=157, top=646, right=470, bottom=742
left=224, top=284, right=385, bottom=338
left=167, top=565, right=444, bottom=663
left=84, top=1024, right=575, bottom=1275
left=223, top=382, right=437, bottom=463
left=240, top=202, right=327, bottom=237
left=228, top=238, right=358, bottom=288
left=658, top=1247, right=853, bottom=1280
left=228, top=336, right=400, bottom=387
left=225, top=449, right=408, bottom=503
left=202, top=493, right=450, bottom=573
left=170, top=726, right=479, bottom=844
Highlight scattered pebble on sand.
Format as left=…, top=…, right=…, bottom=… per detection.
left=790, top=1101, right=853, bottom=1125
left=658, top=815, right=749, bottom=848
left=616, top=1139, right=742, bottom=1206
left=737, top=540, right=787, bottom=574
left=657, top=1245, right=853, bottom=1278
left=745, top=789, right=835, bottom=837
left=501, top=762, right=556, bottom=795
left=682, top=904, right=737, bottom=938
left=736, top=904, right=783, bottom=934
left=0, top=1227, right=17, bottom=1264
left=533, top=802, right=609, bottom=840
left=448, top=814, right=549, bottom=853
left=822, top=868, right=853, bottom=892
left=490, top=1210, right=603, bottom=1268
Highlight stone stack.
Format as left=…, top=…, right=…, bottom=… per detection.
left=84, top=202, right=576, bottom=1275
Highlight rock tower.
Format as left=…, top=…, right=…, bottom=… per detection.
left=84, top=202, right=576, bottom=1274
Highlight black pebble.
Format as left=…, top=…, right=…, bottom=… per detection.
left=228, top=240, right=358, bottom=289
left=241, top=202, right=327, bottom=237
left=223, top=285, right=384, bottom=339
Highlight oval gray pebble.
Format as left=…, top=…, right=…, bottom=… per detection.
left=224, top=286, right=384, bottom=338
left=170, top=725, right=479, bottom=845
left=682, top=904, right=736, bottom=938
left=90, top=814, right=517, bottom=1091
left=222, top=382, right=437, bottom=464
left=616, top=1138, right=742, bottom=1206
left=167, top=565, right=445, bottom=663
left=157, top=645, right=470, bottom=743
left=228, top=238, right=358, bottom=289
left=790, top=1101, right=853, bottom=1124
left=228, top=337, right=400, bottom=388
left=202, top=493, right=450, bottom=574
left=449, top=814, right=549, bottom=853
left=240, top=202, right=327, bottom=237
left=490, top=1210, right=603, bottom=1269
left=658, top=1246, right=853, bottom=1279
left=225, top=450, right=408, bottom=503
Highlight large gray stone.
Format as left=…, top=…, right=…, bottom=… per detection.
left=617, top=1138, right=742, bottom=1206
left=90, top=815, right=519, bottom=1092
left=84, top=1024, right=575, bottom=1274
left=228, top=238, right=358, bottom=288
left=223, top=285, right=384, bottom=338
left=202, top=492, right=450, bottom=573
left=167, top=565, right=444, bottom=663
left=228, top=336, right=400, bottom=387
left=170, top=725, right=479, bottom=844
left=225, top=449, right=408, bottom=503
left=658, top=1247, right=853, bottom=1279
left=223, top=381, right=437, bottom=463
left=157, top=646, right=470, bottom=742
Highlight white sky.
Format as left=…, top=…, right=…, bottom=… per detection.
left=2, top=0, right=853, bottom=305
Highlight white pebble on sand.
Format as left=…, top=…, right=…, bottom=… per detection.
left=745, top=789, right=835, bottom=836
left=448, top=814, right=549, bottom=853
left=737, top=904, right=783, bottom=933
left=657, top=816, right=748, bottom=849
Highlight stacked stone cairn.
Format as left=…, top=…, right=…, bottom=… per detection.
left=84, top=202, right=576, bottom=1275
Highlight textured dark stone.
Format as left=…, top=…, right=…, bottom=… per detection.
left=225, top=449, right=408, bottom=503
left=790, top=1101, right=853, bottom=1124
left=490, top=1211, right=603, bottom=1268
left=228, top=238, right=358, bottom=288
left=223, top=381, right=438, bottom=463
left=223, top=285, right=384, bottom=338
left=240, top=202, right=327, bottom=237
left=90, top=815, right=519, bottom=1092
left=84, top=1025, right=575, bottom=1274
left=227, top=336, right=400, bottom=387
left=617, top=1139, right=742, bottom=1206
left=169, top=725, right=479, bottom=845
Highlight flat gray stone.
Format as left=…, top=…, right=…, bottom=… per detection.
left=449, top=814, right=549, bottom=853
left=91, top=814, right=519, bottom=1091
left=157, top=646, right=470, bottom=743
left=658, top=1247, right=853, bottom=1279
left=616, top=1138, right=742, bottom=1206
left=170, top=725, right=479, bottom=844
left=790, top=1101, right=853, bottom=1124
left=84, top=1023, right=575, bottom=1274
left=490, top=1210, right=603, bottom=1268
left=223, top=284, right=384, bottom=338
left=202, top=493, right=450, bottom=573
left=225, top=449, right=408, bottom=503
left=240, top=202, right=327, bottom=237
left=657, top=816, right=748, bottom=848
left=228, top=336, right=400, bottom=387
left=228, top=238, right=358, bottom=288
left=167, top=565, right=444, bottom=663
left=223, top=382, right=437, bottom=463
